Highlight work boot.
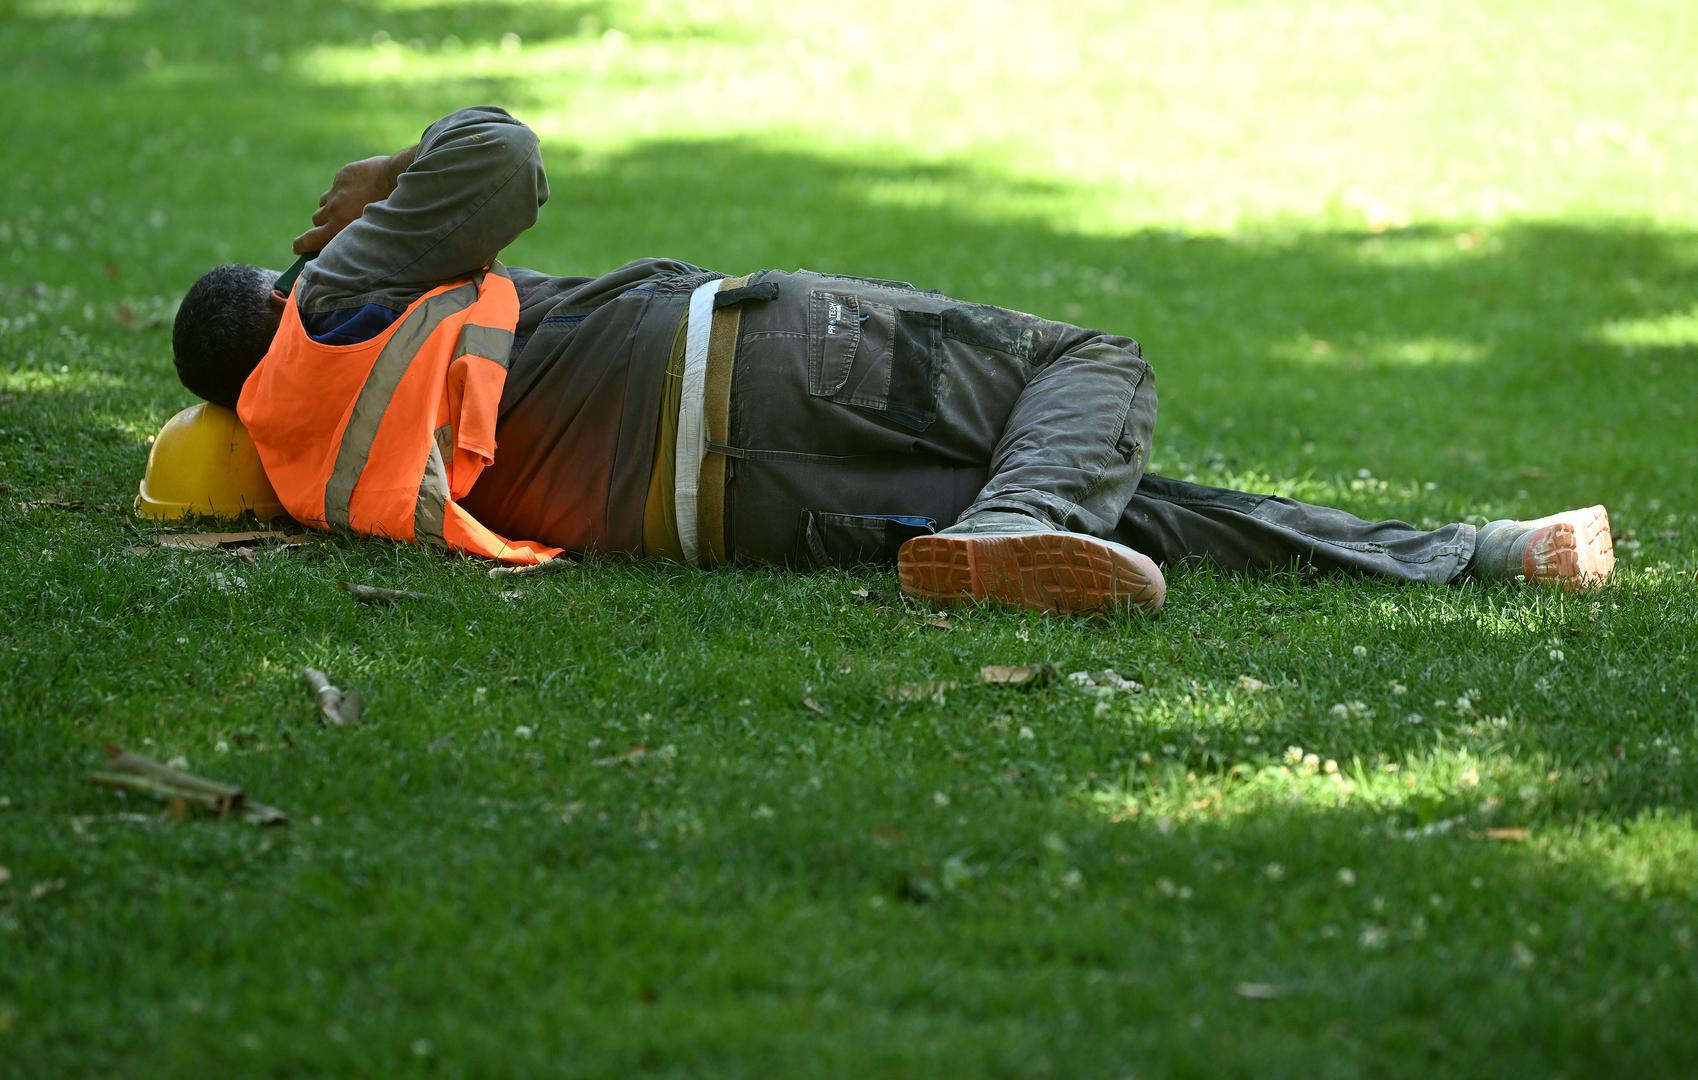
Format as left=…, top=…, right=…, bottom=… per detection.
left=1464, top=505, right=1615, bottom=588
left=897, top=510, right=1166, bottom=615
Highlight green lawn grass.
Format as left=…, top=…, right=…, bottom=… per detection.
left=4, top=0, right=1697, bottom=1074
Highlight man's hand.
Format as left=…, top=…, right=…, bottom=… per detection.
left=292, top=145, right=419, bottom=254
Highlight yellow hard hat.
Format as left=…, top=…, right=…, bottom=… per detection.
left=135, top=403, right=289, bottom=522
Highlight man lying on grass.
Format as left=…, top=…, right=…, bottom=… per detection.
left=169, top=106, right=1615, bottom=615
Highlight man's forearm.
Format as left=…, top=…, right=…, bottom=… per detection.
left=377, top=144, right=420, bottom=198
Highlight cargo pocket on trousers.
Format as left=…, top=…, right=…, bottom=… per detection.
left=796, top=510, right=937, bottom=568
left=807, top=289, right=942, bottom=432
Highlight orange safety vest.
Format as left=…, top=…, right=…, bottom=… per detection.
left=237, top=263, right=562, bottom=565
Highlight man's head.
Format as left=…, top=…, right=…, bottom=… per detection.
left=172, top=264, right=282, bottom=409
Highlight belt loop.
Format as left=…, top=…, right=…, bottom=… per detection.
left=712, top=281, right=780, bottom=309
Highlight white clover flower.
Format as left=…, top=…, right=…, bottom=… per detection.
left=1284, top=745, right=1304, bottom=765
left=1323, top=759, right=1339, bottom=775
left=1302, top=753, right=1320, bottom=772
left=932, top=791, right=950, bottom=808
left=513, top=725, right=534, bottom=740
left=1390, top=681, right=1407, bottom=695
left=1336, top=867, right=1356, bottom=887
left=1264, top=862, right=1286, bottom=882
left=1352, top=645, right=1368, bottom=658
left=1330, top=703, right=1350, bottom=719
left=751, top=804, right=776, bottom=819
left=1359, top=926, right=1388, bottom=950
left=1548, top=648, right=1565, bottom=662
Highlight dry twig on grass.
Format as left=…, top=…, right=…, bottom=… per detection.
left=487, top=558, right=573, bottom=579
left=302, top=667, right=364, bottom=727
left=88, top=744, right=287, bottom=825
left=154, top=530, right=310, bottom=550
left=335, top=581, right=428, bottom=604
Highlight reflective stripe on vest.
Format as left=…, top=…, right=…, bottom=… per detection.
left=323, top=281, right=479, bottom=533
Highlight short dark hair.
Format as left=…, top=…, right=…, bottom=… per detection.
left=172, top=264, right=280, bottom=409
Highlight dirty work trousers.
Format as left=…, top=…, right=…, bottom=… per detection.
left=718, top=270, right=1475, bottom=582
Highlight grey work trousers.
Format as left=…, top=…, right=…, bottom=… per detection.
left=718, top=270, right=1474, bottom=583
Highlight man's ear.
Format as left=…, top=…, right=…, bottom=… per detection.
left=269, top=288, right=289, bottom=311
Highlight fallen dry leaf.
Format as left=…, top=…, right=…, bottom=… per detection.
left=156, top=530, right=309, bottom=550
left=487, top=557, right=573, bottom=579
left=1069, top=669, right=1142, bottom=692
left=980, top=664, right=1058, bottom=688
left=0, top=865, right=10, bottom=887
left=1236, top=675, right=1272, bottom=693
left=593, top=745, right=650, bottom=767
left=19, top=498, right=124, bottom=512
left=922, top=616, right=953, bottom=630
left=885, top=681, right=958, bottom=703
left=1235, top=982, right=1289, bottom=1000
left=1484, top=827, right=1531, bottom=842
left=336, top=581, right=428, bottom=604
left=28, top=878, right=67, bottom=901
left=802, top=696, right=829, bottom=716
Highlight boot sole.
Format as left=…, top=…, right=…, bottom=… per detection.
left=897, top=532, right=1166, bottom=615
left=1521, top=504, right=1615, bottom=588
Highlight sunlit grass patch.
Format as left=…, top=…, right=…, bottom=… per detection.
left=1600, top=305, right=1698, bottom=349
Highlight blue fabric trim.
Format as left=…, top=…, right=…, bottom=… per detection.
left=869, top=515, right=936, bottom=530
left=303, top=303, right=403, bottom=345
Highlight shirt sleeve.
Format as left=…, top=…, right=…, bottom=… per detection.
left=297, top=106, right=549, bottom=315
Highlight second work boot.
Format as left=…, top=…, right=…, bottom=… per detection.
left=1465, top=505, right=1616, bottom=588
left=897, top=510, right=1166, bottom=616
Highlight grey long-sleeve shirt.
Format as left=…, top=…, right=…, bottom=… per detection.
left=296, top=107, right=718, bottom=553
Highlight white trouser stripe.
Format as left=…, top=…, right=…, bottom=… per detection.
left=675, top=278, right=725, bottom=566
